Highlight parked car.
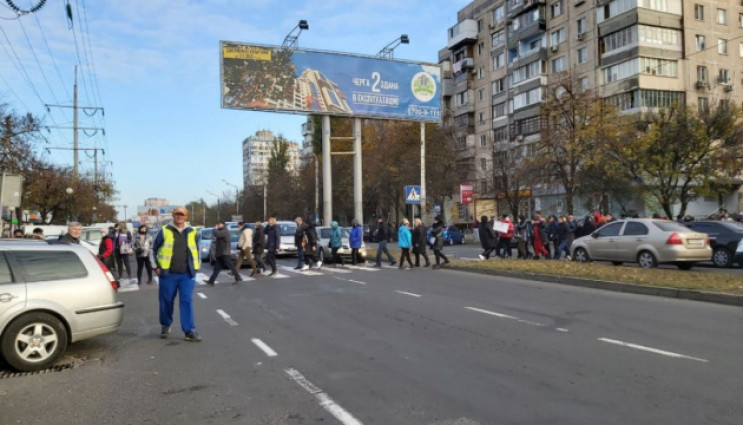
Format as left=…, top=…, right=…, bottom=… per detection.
left=683, top=220, right=743, bottom=267
left=0, top=240, right=123, bottom=371
left=444, top=226, right=465, bottom=245
left=274, top=221, right=299, bottom=256
left=197, top=228, right=213, bottom=260
left=362, top=224, right=371, bottom=242
left=571, top=218, right=711, bottom=269
left=316, top=226, right=367, bottom=262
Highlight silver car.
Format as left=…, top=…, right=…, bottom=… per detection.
left=274, top=221, right=299, bottom=256
left=0, top=240, right=124, bottom=371
left=316, top=226, right=368, bottom=262
left=571, top=218, right=711, bottom=269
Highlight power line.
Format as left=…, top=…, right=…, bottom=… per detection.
left=32, top=9, right=71, bottom=100
left=0, top=23, right=45, bottom=106
left=17, top=17, right=60, bottom=105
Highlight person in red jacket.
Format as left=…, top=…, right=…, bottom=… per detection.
left=98, top=227, right=115, bottom=270
left=496, top=214, right=514, bottom=258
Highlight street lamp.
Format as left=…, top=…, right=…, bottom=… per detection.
left=282, top=19, right=309, bottom=50
left=65, top=187, right=73, bottom=223
left=207, top=190, right=220, bottom=223
left=377, top=34, right=409, bottom=59
left=222, top=179, right=240, bottom=216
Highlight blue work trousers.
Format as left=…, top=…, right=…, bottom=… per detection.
left=159, top=272, right=196, bottom=333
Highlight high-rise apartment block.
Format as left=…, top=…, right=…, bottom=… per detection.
left=440, top=0, right=742, bottom=217
left=242, top=130, right=302, bottom=188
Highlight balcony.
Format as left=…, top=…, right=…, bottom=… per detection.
left=442, top=78, right=454, bottom=97
left=448, top=19, right=478, bottom=50
left=452, top=57, right=474, bottom=75
left=509, top=47, right=546, bottom=67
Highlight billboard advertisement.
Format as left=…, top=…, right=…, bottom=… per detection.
left=220, top=42, right=441, bottom=122
left=460, top=184, right=473, bottom=204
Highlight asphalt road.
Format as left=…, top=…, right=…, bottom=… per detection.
left=1, top=256, right=742, bottom=425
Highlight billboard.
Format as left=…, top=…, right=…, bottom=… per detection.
left=220, top=42, right=441, bottom=122
left=460, top=184, right=473, bottom=204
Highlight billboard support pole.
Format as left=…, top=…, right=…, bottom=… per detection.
left=353, top=118, right=363, bottom=225
left=322, top=115, right=332, bottom=225
left=420, top=121, right=426, bottom=223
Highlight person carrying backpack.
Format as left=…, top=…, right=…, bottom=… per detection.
left=114, top=222, right=134, bottom=281
left=98, top=227, right=115, bottom=270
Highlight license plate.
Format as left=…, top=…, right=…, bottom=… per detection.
left=687, top=239, right=704, bottom=246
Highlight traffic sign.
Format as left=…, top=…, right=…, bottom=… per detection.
left=434, top=204, right=441, bottom=215
left=405, top=185, right=421, bottom=204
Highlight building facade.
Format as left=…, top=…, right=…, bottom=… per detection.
left=441, top=0, right=743, bottom=220
left=242, top=130, right=302, bottom=188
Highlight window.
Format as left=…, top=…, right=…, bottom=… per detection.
left=720, top=99, right=730, bottom=111
left=638, top=25, right=681, bottom=50
left=579, top=77, right=589, bottom=92
left=480, top=134, right=487, bottom=147
left=494, top=52, right=505, bottom=69
left=456, top=90, right=468, bottom=106
left=597, top=222, right=623, bottom=237
left=14, top=251, right=88, bottom=282
left=551, top=0, right=562, bottom=18
left=577, top=47, right=588, bottom=64
left=478, top=67, right=484, bottom=79
left=639, top=57, right=677, bottom=77
left=603, top=58, right=638, bottom=83
left=740, top=42, right=743, bottom=58
left=638, top=0, right=681, bottom=14
left=608, top=90, right=683, bottom=110
left=510, top=60, right=543, bottom=85
left=480, top=157, right=487, bottom=170
left=519, top=116, right=541, bottom=134
left=602, top=26, right=636, bottom=54
left=697, top=66, right=708, bottom=83
left=478, top=42, right=485, bottom=56
left=492, top=30, right=505, bottom=48
left=696, top=35, right=705, bottom=51
left=492, top=78, right=505, bottom=94
left=479, top=112, right=486, bottom=124
left=717, top=8, right=727, bottom=25
left=623, top=222, right=649, bottom=236
left=493, top=102, right=507, bottom=118
left=478, top=19, right=483, bottom=32
left=552, top=56, right=565, bottom=72
left=493, top=5, right=505, bottom=24
left=577, top=17, right=587, bottom=35
left=0, top=254, right=12, bottom=284
left=718, top=39, right=728, bottom=54
left=479, top=89, right=485, bottom=101
left=512, top=87, right=542, bottom=110
left=551, top=28, right=565, bottom=45
left=698, top=97, right=709, bottom=114
left=694, top=4, right=704, bottom=21
left=719, top=69, right=730, bottom=84
left=494, top=126, right=508, bottom=142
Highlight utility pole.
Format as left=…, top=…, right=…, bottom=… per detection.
left=46, top=67, right=104, bottom=180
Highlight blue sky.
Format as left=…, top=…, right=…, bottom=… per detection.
left=0, top=0, right=469, bottom=219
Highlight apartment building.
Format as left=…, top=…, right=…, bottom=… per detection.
left=440, top=0, right=743, bottom=219
left=242, top=130, right=302, bottom=188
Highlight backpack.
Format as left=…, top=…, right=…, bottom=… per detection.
left=118, top=232, right=133, bottom=255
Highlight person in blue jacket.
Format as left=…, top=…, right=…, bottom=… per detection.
left=349, top=219, right=364, bottom=266
left=397, top=218, right=414, bottom=269
left=329, top=220, right=344, bottom=267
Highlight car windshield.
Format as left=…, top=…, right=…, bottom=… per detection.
left=319, top=228, right=350, bottom=239
left=277, top=223, right=297, bottom=236
left=230, top=230, right=239, bottom=242
left=653, top=221, right=692, bottom=233
left=200, top=229, right=213, bottom=239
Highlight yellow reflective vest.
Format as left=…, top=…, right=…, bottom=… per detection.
left=156, top=226, right=200, bottom=272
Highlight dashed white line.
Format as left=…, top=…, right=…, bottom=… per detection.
left=333, top=277, right=366, bottom=285
left=197, top=292, right=207, bottom=299
left=395, top=290, right=422, bottom=298
left=598, top=338, right=709, bottom=363
left=251, top=338, right=278, bottom=357
left=465, top=306, right=547, bottom=327
left=555, top=328, right=569, bottom=333
left=216, top=309, right=238, bottom=326
left=285, top=368, right=364, bottom=425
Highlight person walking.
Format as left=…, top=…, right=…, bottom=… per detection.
left=150, top=206, right=201, bottom=342
left=515, top=215, right=532, bottom=259
left=294, top=217, right=307, bottom=270
left=350, top=219, right=364, bottom=266
left=478, top=216, right=497, bottom=260
left=252, top=221, right=266, bottom=275
left=98, top=227, right=116, bottom=270
left=555, top=216, right=571, bottom=260
left=206, top=221, right=242, bottom=285
left=114, top=222, right=133, bottom=281
left=397, top=218, right=414, bottom=269
left=411, top=218, right=431, bottom=267
left=302, top=219, right=322, bottom=270
left=329, top=220, right=344, bottom=267
left=134, top=225, right=154, bottom=285
left=496, top=214, right=514, bottom=258
left=264, top=217, right=280, bottom=276
left=373, top=217, right=396, bottom=267
left=532, top=214, right=549, bottom=259
left=236, top=222, right=258, bottom=276
left=430, top=216, right=449, bottom=269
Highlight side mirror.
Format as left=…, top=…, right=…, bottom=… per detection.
left=591, top=232, right=599, bottom=238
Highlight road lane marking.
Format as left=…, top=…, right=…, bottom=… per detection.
left=281, top=266, right=324, bottom=276
left=251, top=338, right=278, bottom=357
left=345, top=265, right=379, bottom=272
left=318, top=266, right=352, bottom=274
left=598, top=338, right=709, bottom=363
left=197, top=292, right=207, bottom=299
left=333, top=277, right=366, bottom=285
left=465, top=306, right=547, bottom=327
left=285, top=369, right=364, bottom=425
left=556, top=328, right=569, bottom=333
left=216, top=309, right=238, bottom=326
left=395, top=290, right=422, bottom=298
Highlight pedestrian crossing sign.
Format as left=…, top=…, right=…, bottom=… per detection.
left=405, top=185, right=421, bottom=204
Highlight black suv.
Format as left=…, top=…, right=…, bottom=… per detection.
left=683, top=221, right=743, bottom=267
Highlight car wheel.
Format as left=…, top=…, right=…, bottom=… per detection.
left=637, top=250, right=657, bottom=268
left=1, top=312, right=68, bottom=372
left=611, top=261, right=623, bottom=266
left=676, top=262, right=695, bottom=270
left=712, top=247, right=732, bottom=268
left=573, top=248, right=590, bottom=262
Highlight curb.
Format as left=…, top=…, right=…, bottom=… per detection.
left=451, top=266, right=743, bottom=308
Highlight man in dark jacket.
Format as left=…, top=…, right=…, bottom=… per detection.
left=478, top=216, right=497, bottom=260
left=411, top=218, right=431, bottom=267
left=252, top=221, right=265, bottom=274
left=373, top=217, right=396, bottom=267
left=264, top=217, right=280, bottom=276
left=302, top=219, right=322, bottom=270
left=294, top=217, right=307, bottom=269
left=206, top=222, right=242, bottom=285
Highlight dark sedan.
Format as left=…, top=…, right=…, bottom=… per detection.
left=684, top=220, right=743, bottom=267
